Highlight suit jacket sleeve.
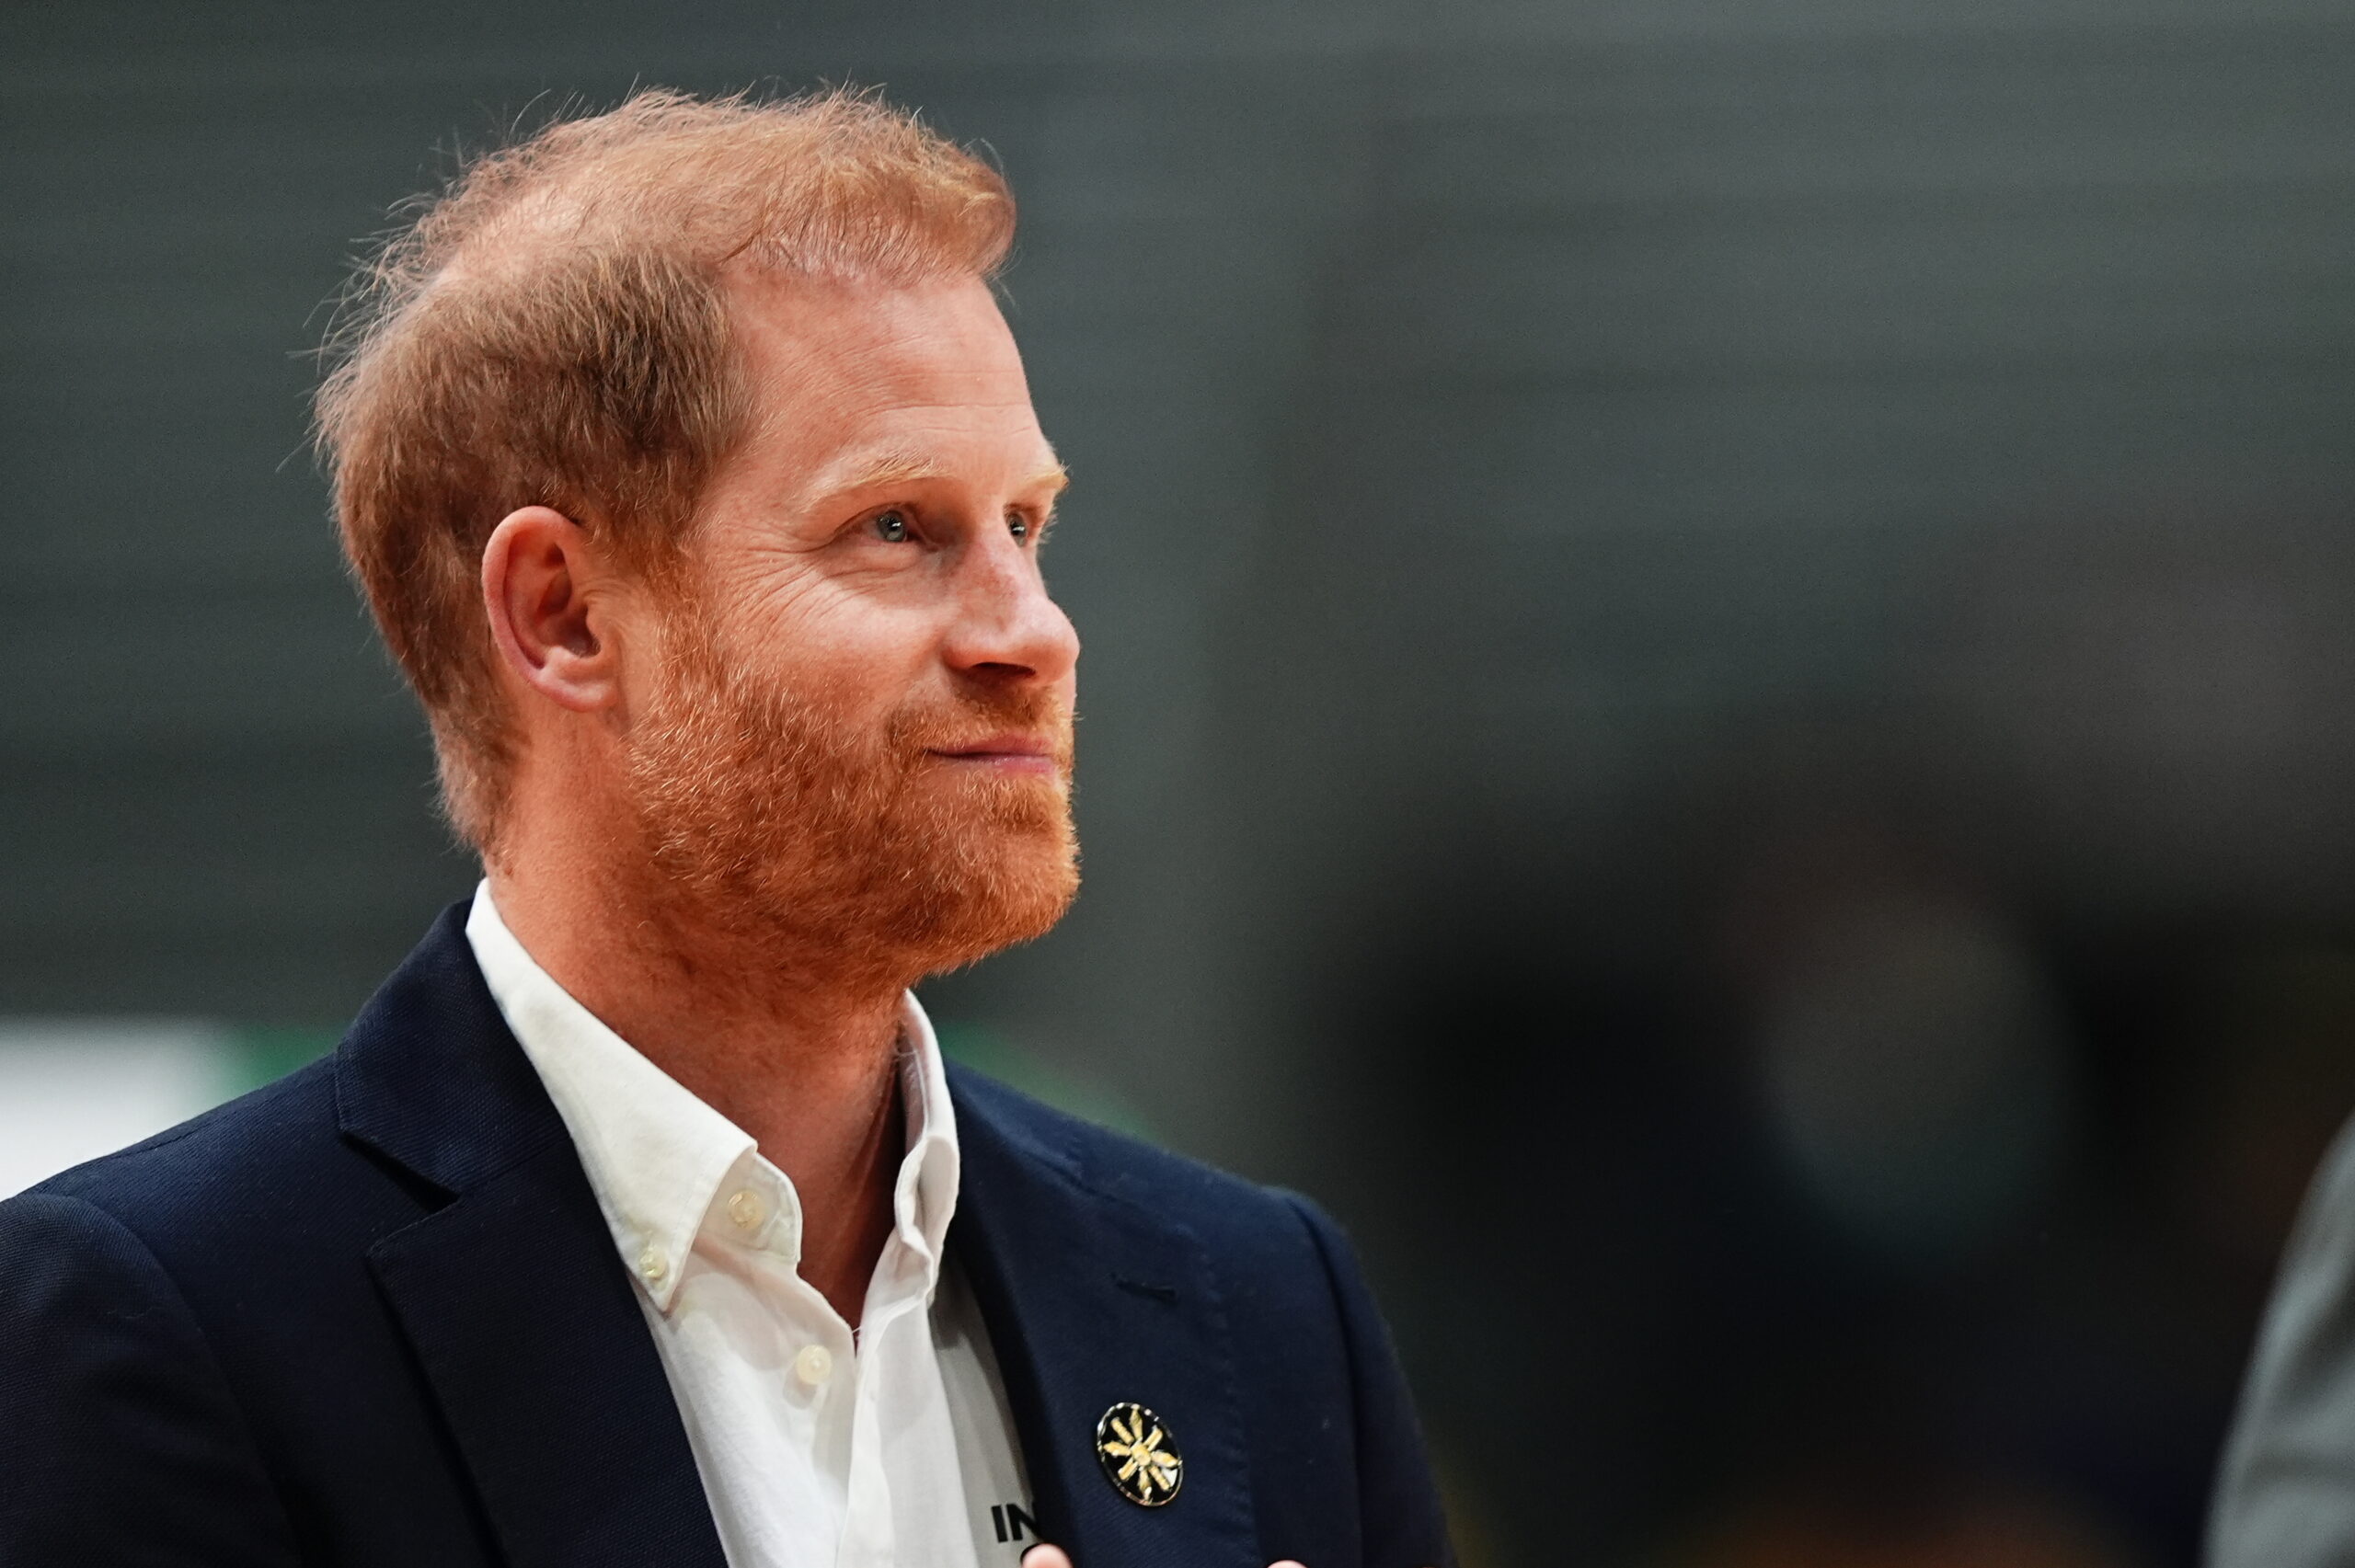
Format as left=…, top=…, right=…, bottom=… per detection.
left=0, top=1190, right=301, bottom=1567
left=1280, top=1192, right=1456, bottom=1568
left=2211, top=1115, right=2355, bottom=1568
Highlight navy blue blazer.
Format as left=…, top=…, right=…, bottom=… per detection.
left=0, top=907, right=1453, bottom=1568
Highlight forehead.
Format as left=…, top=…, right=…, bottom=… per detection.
left=724, top=273, right=1044, bottom=465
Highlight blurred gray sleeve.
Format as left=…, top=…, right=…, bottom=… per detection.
left=2212, top=1115, right=2355, bottom=1567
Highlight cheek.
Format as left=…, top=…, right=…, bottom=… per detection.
left=727, top=584, right=947, bottom=719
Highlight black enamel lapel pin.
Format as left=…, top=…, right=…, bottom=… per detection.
left=1095, top=1402, right=1182, bottom=1506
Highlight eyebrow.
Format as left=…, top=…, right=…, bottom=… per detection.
left=812, top=447, right=1070, bottom=500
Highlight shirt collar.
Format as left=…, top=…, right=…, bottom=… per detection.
left=464, top=881, right=961, bottom=1314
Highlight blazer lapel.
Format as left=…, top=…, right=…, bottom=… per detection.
left=338, top=907, right=726, bottom=1568
left=950, top=1069, right=1262, bottom=1568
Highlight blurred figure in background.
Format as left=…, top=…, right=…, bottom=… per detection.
left=2208, top=1107, right=2355, bottom=1565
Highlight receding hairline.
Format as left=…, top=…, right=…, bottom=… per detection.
left=322, top=86, right=1018, bottom=413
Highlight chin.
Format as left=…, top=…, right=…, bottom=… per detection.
left=911, top=827, right=1079, bottom=977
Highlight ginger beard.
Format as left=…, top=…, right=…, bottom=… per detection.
left=619, top=595, right=1078, bottom=991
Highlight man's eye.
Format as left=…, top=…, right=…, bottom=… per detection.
left=872, top=509, right=913, bottom=544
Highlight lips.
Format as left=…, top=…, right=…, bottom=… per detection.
left=923, top=725, right=1064, bottom=767
left=926, top=731, right=1061, bottom=761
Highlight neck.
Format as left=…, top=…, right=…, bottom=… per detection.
left=487, top=841, right=914, bottom=1327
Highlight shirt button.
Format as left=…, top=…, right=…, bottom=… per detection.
left=637, top=1246, right=669, bottom=1283
left=726, top=1189, right=766, bottom=1230
left=793, top=1344, right=834, bottom=1386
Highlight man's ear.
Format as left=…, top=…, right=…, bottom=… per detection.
left=481, top=506, right=625, bottom=713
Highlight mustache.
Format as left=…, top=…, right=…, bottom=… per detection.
left=891, top=690, right=1075, bottom=763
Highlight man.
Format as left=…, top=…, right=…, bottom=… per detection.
left=0, top=89, right=1453, bottom=1568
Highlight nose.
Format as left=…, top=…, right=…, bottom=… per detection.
left=942, top=537, right=1079, bottom=690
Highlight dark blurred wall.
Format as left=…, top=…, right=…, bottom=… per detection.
left=12, top=3, right=2355, bottom=1563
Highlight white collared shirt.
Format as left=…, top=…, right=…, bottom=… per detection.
left=465, top=885, right=1037, bottom=1568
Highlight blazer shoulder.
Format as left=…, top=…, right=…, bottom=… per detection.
left=0, top=1189, right=303, bottom=1563
left=30, top=1053, right=396, bottom=1254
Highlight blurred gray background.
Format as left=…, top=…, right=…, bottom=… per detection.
left=13, top=2, right=2355, bottom=1563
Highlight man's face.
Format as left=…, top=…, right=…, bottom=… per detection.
left=617, top=273, right=1080, bottom=984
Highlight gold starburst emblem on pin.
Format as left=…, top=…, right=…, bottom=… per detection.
left=1095, top=1402, right=1183, bottom=1506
